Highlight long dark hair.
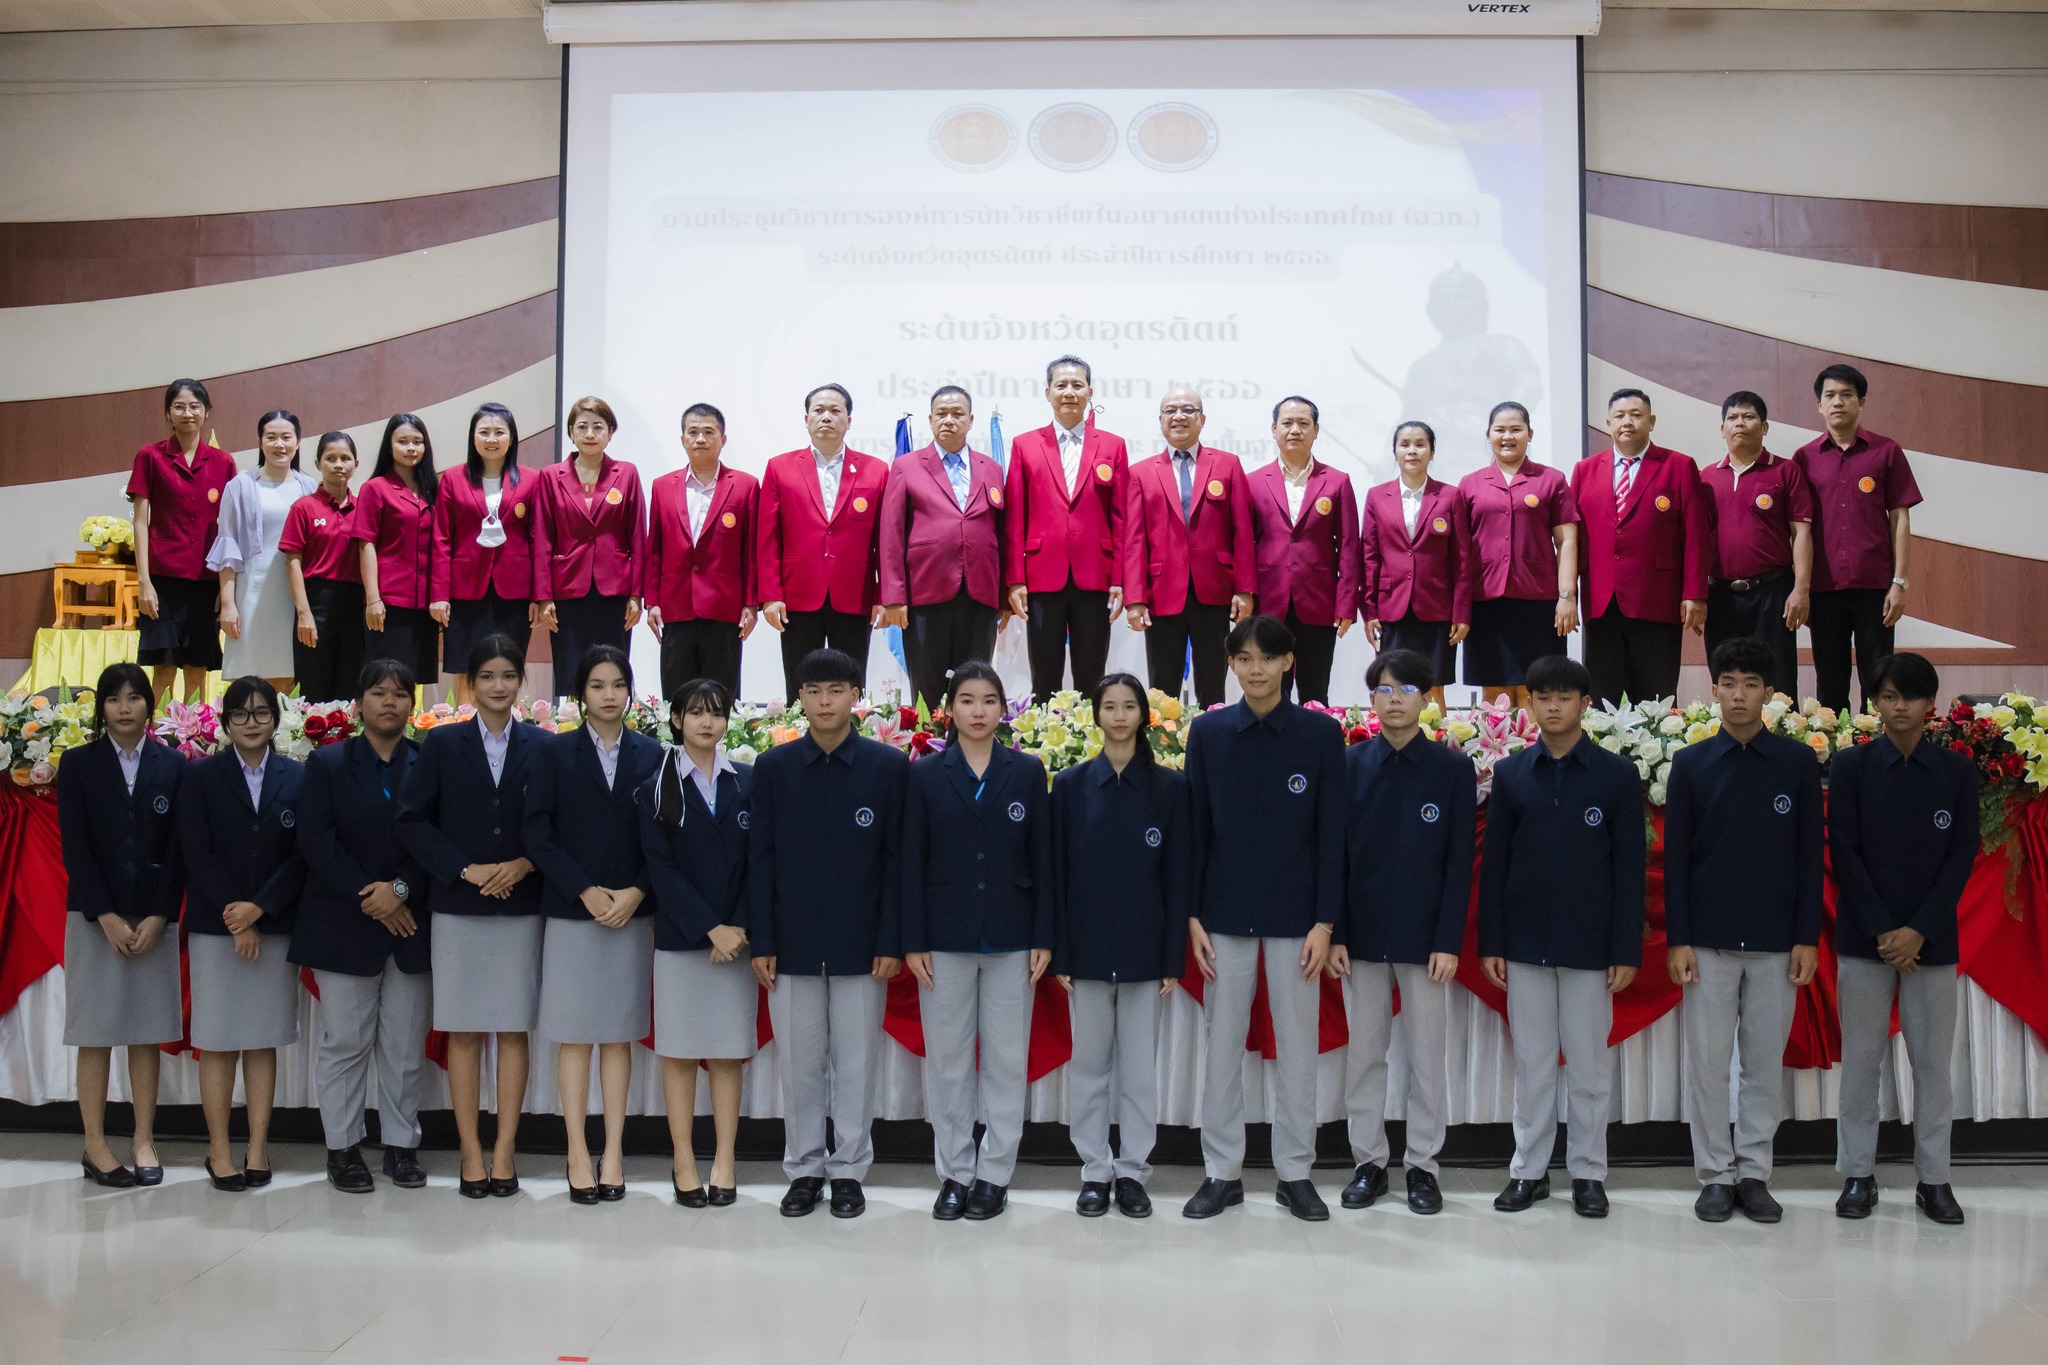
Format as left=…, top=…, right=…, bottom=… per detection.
left=1089, top=671, right=1154, bottom=768
left=256, top=408, right=304, bottom=472
left=942, top=660, right=1006, bottom=744
left=654, top=678, right=735, bottom=827
left=371, top=413, right=438, bottom=506
left=464, top=402, right=524, bottom=489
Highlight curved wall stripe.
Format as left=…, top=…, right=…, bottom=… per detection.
left=0, top=293, right=556, bottom=491
left=0, top=220, right=557, bottom=404
left=1586, top=289, right=2048, bottom=479
left=1585, top=12, right=2048, bottom=81
left=0, top=178, right=559, bottom=308
left=1585, top=173, right=2048, bottom=293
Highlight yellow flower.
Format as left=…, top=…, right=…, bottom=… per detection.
left=1446, top=720, right=1476, bottom=743
left=1684, top=721, right=1717, bottom=744
left=1155, top=695, right=1184, bottom=722
left=1419, top=701, right=1444, bottom=726
left=1991, top=706, right=2017, bottom=728
left=1804, top=732, right=1830, bottom=755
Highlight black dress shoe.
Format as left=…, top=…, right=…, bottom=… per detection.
left=674, top=1180, right=709, bottom=1209
left=828, top=1179, right=866, bottom=1218
left=327, top=1146, right=374, bottom=1194
left=1182, top=1177, right=1244, bottom=1219
left=1916, top=1182, right=1965, bottom=1225
left=781, top=1177, right=825, bottom=1217
left=1406, top=1168, right=1443, bottom=1215
left=204, top=1158, right=247, bottom=1194
left=1571, top=1179, right=1609, bottom=1218
left=242, top=1161, right=273, bottom=1188
left=706, top=1185, right=736, bottom=1207
left=487, top=1173, right=519, bottom=1198
left=1836, top=1175, right=1878, bottom=1219
left=1695, top=1183, right=1736, bottom=1222
left=133, top=1164, right=163, bottom=1187
left=458, top=1169, right=491, bottom=1200
left=1113, top=1178, right=1153, bottom=1219
left=80, top=1156, right=137, bottom=1188
left=1276, top=1179, right=1330, bottom=1222
left=1494, top=1175, right=1550, bottom=1212
left=1341, top=1162, right=1388, bottom=1210
left=568, top=1174, right=601, bottom=1206
left=381, top=1147, right=426, bottom=1189
left=597, top=1182, right=626, bottom=1203
left=1737, top=1179, right=1782, bottom=1224
left=963, top=1180, right=1008, bottom=1221
left=1075, top=1182, right=1111, bottom=1217
left=933, top=1179, right=969, bottom=1220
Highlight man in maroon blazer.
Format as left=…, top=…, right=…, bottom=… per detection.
left=645, top=402, right=758, bottom=699
left=879, top=386, right=1007, bottom=708
left=1125, top=386, right=1257, bottom=708
left=1247, top=396, right=1360, bottom=705
left=1002, top=356, right=1129, bottom=700
left=1571, top=389, right=1711, bottom=706
left=757, top=383, right=888, bottom=698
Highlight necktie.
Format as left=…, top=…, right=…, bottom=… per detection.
left=1615, top=456, right=1639, bottom=517
left=1176, top=452, right=1194, bottom=520
left=944, top=451, right=969, bottom=511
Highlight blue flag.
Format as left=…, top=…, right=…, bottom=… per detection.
left=885, top=416, right=913, bottom=678
left=988, top=410, right=1006, bottom=468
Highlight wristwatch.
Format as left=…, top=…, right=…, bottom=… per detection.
left=1890, top=576, right=1909, bottom=588
left=391, top=878, right=411, bottom=902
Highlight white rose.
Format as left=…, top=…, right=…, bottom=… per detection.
left=1648, top=781, right=1668, bottom=805
left=1658, top=715, right=1684, bottom=736
left=1634, top=758, right=1650, bottom=781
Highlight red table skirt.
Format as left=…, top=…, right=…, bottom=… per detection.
left=6, top=786, right=2045, bottom=1080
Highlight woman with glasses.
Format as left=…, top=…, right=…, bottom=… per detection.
left=177, top=676, right=307, bottom=1191
left=129, top=379, right=236, bottom=704
left=534, top=397, right=647, bottom=689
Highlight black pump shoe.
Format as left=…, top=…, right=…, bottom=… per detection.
left=458, top=1175, right=491, bottom=1199
left=597, top=1182, right=626, bottom=1203
left=706, top=1185, right=736, bottom=1207
left=487, top=1172, right=519, bottom=1198
left=241, top=1158, right=273, bottom=1188
left=80, top=1155, right=137, bottom=1188
left=673, top=1180, right=708, bottom=1209
left=205, top=1158, right=247, bottom=1193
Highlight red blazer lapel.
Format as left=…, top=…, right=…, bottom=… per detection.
left=797, top=452, right=829, bottom=523
left=694, top=467, right=735, bottom=545
left=1617, top=447, right=1656, bottom=526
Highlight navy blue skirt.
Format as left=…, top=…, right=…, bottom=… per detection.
left=1461, top=597, right=1563, bottom=686
left=137, top=573, right=223, bottom=669
left=1380, top=614, right=1454, bottom=687
left=445, top=590, right=533, bottom=675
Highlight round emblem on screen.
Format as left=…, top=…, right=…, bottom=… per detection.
left=721, top=511, right=737, bottom=529
left=1432, top=516, right=1448, bottom=534
left=855, top=806, right=875, bottom=828
left=1654, top=496, right=1671, bottom=512
left=852, top=497, right=869, bottom=514
left=988, top=489, right=1003, bottom=507
left=1314, top=496, right=1333, bottom=516
left=1523, top=492, right=1540, bottom=508
left=152, top=794, right=170, bottom=815
left=280, top=808, right=296, bottom=828
left=737, top=810, right=751, bottom=830
left=1028, top=103, right=1116, bottom=172
left=929, top=103, right=1016, bottom=173
left=1858, top=476, right=1877, bottom=493
left=1144, top=826, right=1162, bottom=847
left=1583, top=806, right=1603, bottom=827
left=1934, top=809, right=1952, bottom=830
left=1755, top=493, right=1773, bottom=510
left=1007, top=800, right=1026, bottom=822
left=605, top=487, right=624, bottom=505
left=207, top=488, right=220, bottom=503
left=514, top=502, right=527, bottom=518
left=1773, top=794, right=1791, bottom=815
left=1128, top=102, right=1218, bottom=172
left=1206, top=479, right=1224, bottom=498
left=1421, top=802, right=1441, bottom=824
left=1287, top=773, right=1307, bottom=795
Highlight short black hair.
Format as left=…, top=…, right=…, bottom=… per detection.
left=1487, top=400, right=1532, bottom=429
left=1814, top=363, right=1869, bottom=400
left=803, top=383, right=853, bottom=416
left=465, top=632, right=526, bottom=680
left=1524, top=654, right=1592, bottom=697
left=681, top=402, right=726, bottom=433
left=575, top=644, right=633, bottom=700
left=357, top=658, right=418, bottom=700
left=930, top=385, right=972, bottom=412
left=1869, top=650, right=1938, bottom=703
left=222, top=675, right=281, bottom=723
left=1708, top=637, right=1777, bottom=685
left=1606, top=388, right=1652, bottom=412
left=1045, top=354, right=1092, bottom=385
left=93, top=662, right=155, bottom=729
left=1720, top=390, right=1769, bottom=423
left=1227, top=614, right=1295, bottom=658
left=1392, top=420, right=1437, bottom=452
left=1089, top=671, right=1154, bottom=766
left=1271, top=395, right=1319, bottom=424
left=1366, top=648, right=1435, bottom=692
left=796, top=648, right=863, bottom=689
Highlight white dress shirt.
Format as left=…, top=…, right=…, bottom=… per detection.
left=687, top=748, right=737, bottom=816
left=1280, top=460, right=1312, bottom=522
left=113, top=738, right=144, bottom=796
left=240, top=753, right=266, bottom=808
left=1400, top=481, right=1426, bottom=536
left=1055, top=422, right=1086, bottom=498
left=589, top=723, right=622, bottom=790
left=479, top=717, right=511, bottom=785
left=813, top=447, right=846, bottom=519
left=685, top=465, right=718, bottom=540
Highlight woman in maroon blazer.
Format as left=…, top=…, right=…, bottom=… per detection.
left=129, top=378, right=237, bottom=703
left=350, top=413, right=442, bottom=684
left=534, top=396, right=647, bottom=686
left=430, top=403, right=540, bottom=704
left=1359, top=421, right=1474, bottom=699
left=1247, top=396, right=1359, bottom=705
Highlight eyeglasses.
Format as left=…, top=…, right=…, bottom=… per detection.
left=225, top=708, right=276, bottom=725
left=1160, top=404, right=1202, bottom=417
left=1371, top=684, right=1421, bottom=697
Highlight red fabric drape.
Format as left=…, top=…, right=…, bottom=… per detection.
left=883, top=970, right=1076, bottom=1083
left=0, top=790, right=68, bottom=1019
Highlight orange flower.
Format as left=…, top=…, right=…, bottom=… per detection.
left=769, top=725, right=799, bottom=745
left=1149, top=708, right=1162, bottom=726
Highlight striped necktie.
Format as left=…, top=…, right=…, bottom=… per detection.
left=1615, top=455, right=1640, bottom=518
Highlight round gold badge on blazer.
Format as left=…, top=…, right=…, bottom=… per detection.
left=514, top=502, right=526, bottom=518
left=1096, top=463, right=1113, bottom=483
left=721, top=511, right=737, bottom=528
left=1432, top=516, right=1448, bottom=533
left=1522, top=492, right=1539, bottom=507
left=1858, top=476, right=1876, bottom=493
left=1206, top=479, right=1224, bottom=498
left=853, top=496, right=869, bottom=513
left=1314, top=496, right=1332, bottom=516
left=605, top=487, right=624, bottom=505
left=989, top=489, right=1003, bottom=507
left=208, top=488, right=220, bottom=503
left=1654, top=495, right=1670, bottom=511
left=1755, top=493, right=1773, bottom=510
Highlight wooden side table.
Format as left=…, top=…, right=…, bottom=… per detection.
left=52, top=558, right=137, bottom=631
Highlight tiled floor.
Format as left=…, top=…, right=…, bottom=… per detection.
left=3, top=1133, right=2046, bottom=1364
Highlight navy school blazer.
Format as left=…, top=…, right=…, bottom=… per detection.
left=899, top=742, right=1054, bottom=956
left=395, top=719, right=547, bottom=918
left=1050, top=754, right=1190, bottom=983
left=1826, top=732, right=1980, bottom=967
left=58, top=735, right=187, bottom=924
left=637, top=754, right=752, bottom=953
left=288, top=734, right=431, bottom=977
left=1341, top=735, right=1478, bottom=965
left=522, top=725, right=663, bottom=919
left=176, top=748, right=308, bottom=936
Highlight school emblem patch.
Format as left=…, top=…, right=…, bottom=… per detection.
left=1287, top=773, right=1307, bottom=794
left=1432, top=517, right=1448, bottom=534
left=853, top=496, right=869, bottom=513
left=855, top=806, right=875, bottom=827
left=1934, top=809, right=1952, bottom=830
left=280, top=808, right=296, bottom=828
left=1858, top=476, right=1876, bottom=493
left=737, top=810, right=751, bottom=829
left=1144, top=827, right=1162, bottom=847
left=988, top=488, right=1003, bottom=507
left=1773, top=794, right=1791, bottom=815
left=722, top=512, right=737, bottom=529
left=1095, top=463, right=1113, bottom=483
left=1315, top=496, right=1333, bottom=516
left=1007, top=800, right=1026, bottom=822
left=1420, top=802, right=1441, bottom=824
left=1583, top=806, right=1603, bottom=827
left=1207, top=479, right=1224, bottom=498
left=1755, top=494, right=1773, bottom=510
left=514, top=502, right=526, bottom=518
left=207, top=488, right=220, bottom=503
left=152, top=794, right=170, bottom=814
left=1522, top=492, right=1539, bottom=508
left=606, top=487, right=624, bottom=505
left=1654, top=496, right=1671, bottom=512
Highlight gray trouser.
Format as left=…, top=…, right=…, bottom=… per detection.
left=1506, top=963, right=1614, bottom=1181
left=769, top=973, right=886, bottom=1182
left=922, top=951, right=1034, bottom=1187
left=1836, top=956, right=1958, bottom=1183
left=1343, top=961, right=1450, bottom=1175
left=1200, top=933, right=1318, bottom=1182
left=1067, top=980, right=1162, bottom=1184
left=312, top=961, right=433, bottom=1151
left=1683, top=949, right=1797, bottom=1185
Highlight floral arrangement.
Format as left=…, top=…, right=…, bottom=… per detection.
left=78, top=515, right=134, bottom=555
left=154, top=699, right=222, bottom=760
left=0, top=691, right=95, bottom=787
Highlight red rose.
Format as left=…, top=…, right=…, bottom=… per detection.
left=304, top=713, right=327, bottom=738
left=910, top=732, right=934, bottom=755
left=1950, top=740, right=1971, bottom=754
left=898, top=706, right=918, bottom=729
left=1346, top=726, right=1369, bottom=746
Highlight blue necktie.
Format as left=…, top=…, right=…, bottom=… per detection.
left=944, top=451, right=969, bottom=511
left=1176, top=452, right=1194, bottom=520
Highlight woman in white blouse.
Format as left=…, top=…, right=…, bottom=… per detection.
left=214, top=410, right=317, bottom=687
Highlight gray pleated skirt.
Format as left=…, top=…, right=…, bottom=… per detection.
left=431, top=913, right=543, bottom=1033
left=62, top=915, right=182, bottom=1048
left=188, top=931, right=300, bottom=1051
left=539, top=916, right=654, bottom=1044
left=653, top=948, right=758, bottom=1060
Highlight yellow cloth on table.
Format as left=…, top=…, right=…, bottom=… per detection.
left=8, top=629, right=222, bottom=698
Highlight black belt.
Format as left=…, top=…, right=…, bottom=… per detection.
left=1712, top=568, right=1792, bottom=593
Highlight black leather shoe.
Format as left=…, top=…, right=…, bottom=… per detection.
left=1406, top=1168, right=1443, bottom=1215
left=1494, top=1175, right=1550, bottom=1212
left=828, top=1179, right=866, bottom=1218
left=1276, top=1179, right=1330, bottom=1222
left=1695, top=1183, right=1736, bottom=1222
left=933, top=1179, right=970, bottom=1221
left=487, top=1173, right=519, bottom=1198
left=674, top=1180, right=708, bottom=1209
left=133, top=1164, right=163, bottom=1187
left=1076, top=1182, right=1111, bottom=1217
left=1182, top=1177, right=1244, bottom=1219
left=706, top=1185, right=735, bottom=1207
left=381, top=1147, right=426, bottom=1189
left=205, top=1158, right=247, bottom=1193
left=242, top=1161, right=273, bottom=1188
left=781, top=1176, right=825, bottom=1217
left=1916, top=1182, right=1965, bottom=1225
left=1571, top=1179, right=1609, bottom=1218
left=80, top=1156, right=137, bottom=1188
left=1737, top=1179, right=1782, bottom=1224
left=1113, top=1178, right=1153, bottom=1219
left=1836, top=1175, right=1878, bottom=1219
left=597, top=1182, right=626, bottom=1203
left=963, top=1180, right=1008, bottom=1221
left=1341, top=1162, right=1388, bottom=1210
left=458, top=1174, right=491, bottom=1200
left=327, top=1146, right=374, bottom=1194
